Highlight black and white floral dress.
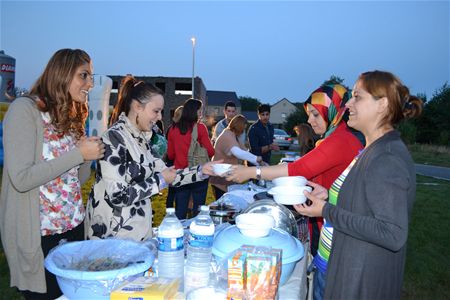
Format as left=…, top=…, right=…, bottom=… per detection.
left=86, top=113, right=202, bottom=241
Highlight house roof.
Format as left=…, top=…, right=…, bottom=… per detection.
left=206, top=90, right=241, bottom=107
left=242, top=110, right=258, bottom=121
left=271, top=97, right=297, bottom=108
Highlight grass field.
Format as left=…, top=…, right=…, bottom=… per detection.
left=1, top=144, right=450, bottom=299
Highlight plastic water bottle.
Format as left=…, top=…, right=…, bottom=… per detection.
left=157, top=207, right=184, bottom=279
left=184, top=205, right=215, bottom=294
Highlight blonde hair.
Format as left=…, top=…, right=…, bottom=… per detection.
left=228, top=114, right=247, bottom=136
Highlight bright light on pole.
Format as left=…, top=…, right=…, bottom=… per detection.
left=191, top=37, right=196, bottom=98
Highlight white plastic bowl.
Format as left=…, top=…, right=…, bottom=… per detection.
left=272, top=176, right=307, bottom=187
left=235, top=213, right=275, bottom=237
left=212, top=163, right=232, bottom=176
left=268, top=185, right=312, bottom=205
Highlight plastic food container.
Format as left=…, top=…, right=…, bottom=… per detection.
left=212, top=225, right=304, bottom=285
left=268, top=185, right=312, bottom=205
left=212, top=163, right=232, bottom=175
left=235, top=213, right=275, bottom=238
left=44, top=239, right=155, bottom=300
left=272, top=176, right=307, bottom=187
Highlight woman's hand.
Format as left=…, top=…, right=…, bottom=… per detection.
left=223, top=165, right=254, bottom=183
left=306, top=181, right=328, bottom=200
left=78, top=136, right=105, bottom=161
left=162, top=166, right=177, bottom=184
left=293, top=182, right=328, bottom=217
left=201, top=160, right=223, bottom=176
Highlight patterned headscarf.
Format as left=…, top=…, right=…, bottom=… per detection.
left=303, top=84, right=351, bottom=140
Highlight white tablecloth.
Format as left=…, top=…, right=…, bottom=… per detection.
left=278, top=241, right=309, bottom=300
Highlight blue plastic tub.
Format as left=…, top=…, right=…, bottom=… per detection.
left=44, top=239, right=154, bottom=300
left=212, top=225, right=304, bottom=285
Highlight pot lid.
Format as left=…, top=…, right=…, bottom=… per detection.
left=212, top=225, right=304, bottom=264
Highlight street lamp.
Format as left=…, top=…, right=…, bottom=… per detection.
left=191, top=37, right=196, bottom=98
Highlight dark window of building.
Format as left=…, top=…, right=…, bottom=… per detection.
left=112, top=80, right=119, bottom=90
left=175, top=82, right=192, bottom=95
left=155, top=82, right=166, bottom=93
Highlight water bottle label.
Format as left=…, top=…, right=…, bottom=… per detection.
left=189, top=233, right=214, bottom=248
left=157, top=236, right=184, bottom=251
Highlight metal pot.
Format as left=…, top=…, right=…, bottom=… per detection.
left=208, top=203, right=239, bottom=225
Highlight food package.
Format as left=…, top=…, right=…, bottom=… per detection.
left=110, top=276, right=180, bottom=300
left=227, top=250, right=247, bottom=300
left=245, top=255, right=272, bottom=300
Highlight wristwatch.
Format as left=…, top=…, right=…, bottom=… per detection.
left=256, top=166, right=262, bottom=180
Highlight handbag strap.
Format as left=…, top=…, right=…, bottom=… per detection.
left=191, top=123, right=198, bottom=141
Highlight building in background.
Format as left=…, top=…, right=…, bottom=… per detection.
left=108, top=75, right=207, bottom=130
left=205, top=90, right=241, bottom=124
left=269, top=98, right=298, bottom=128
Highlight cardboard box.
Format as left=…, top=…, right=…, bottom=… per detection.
left=110, top=276, right=180, bottom=300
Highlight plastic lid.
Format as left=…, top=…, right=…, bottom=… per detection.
left=166, top=207, right=175, bottom=213
left=200, top=205, right=209, bottom=212
left=212, top=225, right=304, bottom=264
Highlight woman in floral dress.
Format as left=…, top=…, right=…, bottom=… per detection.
left=86, top=76, right=216, bottom=241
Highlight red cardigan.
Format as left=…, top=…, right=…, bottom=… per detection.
left=167, top=122, right=215, bottom=169
left=288, top=122, right=363, bottom=189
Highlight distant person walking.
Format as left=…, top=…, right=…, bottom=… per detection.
left=247, top=104, right=279, bottom=165
left=167, top=98, right=215, bottom=219
left=0, top=48, right=105, bottom=299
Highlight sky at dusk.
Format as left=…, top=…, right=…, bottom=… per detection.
left=1, top=0, right=449, bottom=104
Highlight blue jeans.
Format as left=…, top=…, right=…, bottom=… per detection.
left=313, top=267, right=326, bottom=300
left=174, top=179, right=209, bottom=220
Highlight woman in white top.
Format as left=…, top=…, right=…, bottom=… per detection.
left=210, top=114, right=263, bottom=198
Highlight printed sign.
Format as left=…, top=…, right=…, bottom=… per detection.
left=1, top=64, right=15, bottom=73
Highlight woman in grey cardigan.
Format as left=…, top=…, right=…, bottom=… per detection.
left=296, top=70, right=423, bottom=299
left=0, top=49, right=105, bottom=299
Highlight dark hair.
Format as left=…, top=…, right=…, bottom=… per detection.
left=257, top=104, right=271, bottom=114
left=224, top=101, right=236, bottom=109
left=177, top=98, right=203, bottom=134
left=358, top=70, right=423, bottom=127
left=29, top=48, right=91, bottom=139
left=296, top=123, right=316, bottom=156
left=110, top=75, right=163, bottom=126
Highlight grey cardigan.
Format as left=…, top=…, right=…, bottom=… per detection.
left=322, top=130, right=416, bottom=299
left=0, top=97, right=90, bottom=293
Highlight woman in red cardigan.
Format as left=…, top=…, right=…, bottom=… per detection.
left=167, top=98, right=215, bottom=219
left=225, top=84, right=363, bottom=256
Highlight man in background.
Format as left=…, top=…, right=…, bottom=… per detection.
left=212, top=101, right=246, bottom=146
left=248, top=104, right=279, bottom=165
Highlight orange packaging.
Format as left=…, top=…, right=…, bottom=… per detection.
left=227, top=250, right=247, bottom=300
left=245, top=255, right=272, bottom=300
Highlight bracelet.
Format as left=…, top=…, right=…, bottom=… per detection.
left=256, top=166, right=262, bottom=180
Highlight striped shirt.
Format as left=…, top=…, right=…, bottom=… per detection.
left=313, top=154, right=360, bottom=273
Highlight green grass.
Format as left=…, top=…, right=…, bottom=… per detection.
left=1, top=145, right=450, bottom=299
left=408, top=144, right=450, bottom=167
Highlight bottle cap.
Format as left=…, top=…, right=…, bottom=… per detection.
left=200, top=205, right=209, bottom=212
left=166, top=207, right=175, bottom=213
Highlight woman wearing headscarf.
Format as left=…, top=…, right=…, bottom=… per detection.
left=225, top=84, right=363, bottom=257
left=296, top=70, right=423, bottom=299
